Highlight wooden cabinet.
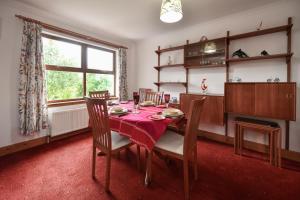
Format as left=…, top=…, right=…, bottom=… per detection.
left=225, top=83, right=255, bottom=115
left=180, top=93, right=224, bottom=126
left=225, top=83, right=296, bottom=121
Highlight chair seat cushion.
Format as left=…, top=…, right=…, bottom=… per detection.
left=154, top=130, right=184, bottom=155
left=111, top=131, right=132, bottom=150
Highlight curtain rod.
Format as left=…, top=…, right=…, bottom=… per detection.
left=15, top=15, right=128, bottom=49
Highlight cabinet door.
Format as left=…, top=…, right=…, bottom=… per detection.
left=180, top=94, right=203, bottom=117
left=255, top=83, right=296, bottom=120
left=180, top=94, right=224, bottom=125
left=225, top=83, right=255, bottom=115
left=200, top=96, right=224, bottom=126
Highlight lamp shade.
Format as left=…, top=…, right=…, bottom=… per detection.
left=204, top=42, right=217, bottom=53
left=160, top=0, right=183, bottom=23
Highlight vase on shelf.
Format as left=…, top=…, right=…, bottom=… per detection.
left=201, top=78, right=208, bottom=94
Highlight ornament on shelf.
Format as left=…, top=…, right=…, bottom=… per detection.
left=267, top=77, right=273, bottom=82
left=232, top=49, right=249, bottom=58
left=261, top=50, right=269, bottom=56
left=200, top=36, right=208, bottom=42
left=233, top=77, right=242, bottom=82
left=167, top=56, right=172, bottom=65
left=274, top=77, right=280, bottom=82
left=257, top=21, right=263, bottom=31
left=201, top=78, right=208, bottom=94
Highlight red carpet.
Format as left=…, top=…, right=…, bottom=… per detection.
left=0, top=133, right=300, bottom=200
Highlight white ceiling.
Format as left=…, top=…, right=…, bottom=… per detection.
left=16, top=0, right=278, bottom=40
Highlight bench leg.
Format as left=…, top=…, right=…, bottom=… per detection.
left=239, top=127, right=243, bottom=156
left=234, top=124, right=238, bottom=154
left=269, top=133, right=273, bottom=165
left=278, top=130, right=282, bottom=168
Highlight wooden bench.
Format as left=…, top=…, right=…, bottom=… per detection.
left=234, top=117, right=281, bottom=167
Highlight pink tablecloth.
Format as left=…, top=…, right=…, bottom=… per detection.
left=109, top=103, right=175, bottom=150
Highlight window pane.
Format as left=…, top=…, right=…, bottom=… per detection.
left=43, top=37, right=81, bottom=68
left=86, top=73, right=114, bottom=95
left=47, top=71, right=83, bottom=101
left=87, top=47, right=114, bottom=71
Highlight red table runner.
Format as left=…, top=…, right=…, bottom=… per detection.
left=109, top=102, right=176, bottom=150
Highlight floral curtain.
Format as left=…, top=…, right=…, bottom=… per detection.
left=19, top=21, right=48, bottom=135
left=118, top=48, right=128, bottom=101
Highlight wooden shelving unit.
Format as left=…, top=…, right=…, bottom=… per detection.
left=154, top=82, right=187, bottom=87
left=228, top=24, right=292, bottom=40
left=227, top=53, right=293, bottom=63
left=185, top=63, right=226, bottom=69
left=155, top=45, right=188, bottom=93
left=154, top=17, right=294, bottom=150
left=154, top=64, right=184, bottom=70
left=155, top=45, right=184, bottom=54
left=225, top=17, right=293, bottom=150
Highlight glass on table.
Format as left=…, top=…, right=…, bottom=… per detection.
left=133, top=92, right=140, bottom=114
left=164, top=94, right=170, bottom=108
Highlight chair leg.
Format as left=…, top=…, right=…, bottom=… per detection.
left=105, top=153, right=111, bottom=192
left=193, top=146, right=198, bottom=181
left=137, top=145, right=141, bottom=171
left=183, top=159, right=190, bottom=200
left=145, top=150, right=152, bottom=186
left=92, top=145, right=96, bottom=178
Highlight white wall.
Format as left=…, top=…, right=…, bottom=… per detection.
left=135, top=0, right=300, bottom=152
left=0, top=0, right=136, bottom=147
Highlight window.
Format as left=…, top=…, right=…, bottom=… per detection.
left=42, top=34, right=116, bottom=103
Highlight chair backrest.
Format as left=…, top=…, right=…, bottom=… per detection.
left=183, top=98, right=206, bottom=156
left=89, top=90, right=110, bottom=100
left=144, top=91, right=164, bottom=105
left=85, top=97, right=111, bottom=152
left=139, top=88, right=152, bottom=103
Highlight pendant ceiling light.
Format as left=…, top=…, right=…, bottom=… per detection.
left=160, top=0, right=183, bottom=23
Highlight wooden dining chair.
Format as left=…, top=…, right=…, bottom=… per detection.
left=139, top=88, right=152, bottom=103
left=89, top=90, right=110, bottom=99
left=85, top=97, right=133, bottom=192
left=148, top=98, right=205, bottom=200
left=144, top=91, right=164, bottom=105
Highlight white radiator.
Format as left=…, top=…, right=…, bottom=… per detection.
left=50, top=107, right=89, bottom=137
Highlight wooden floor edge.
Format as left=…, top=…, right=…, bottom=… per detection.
left=198, top=130, right=300, bottom=163
left=0, top=127, right=91, bottom=157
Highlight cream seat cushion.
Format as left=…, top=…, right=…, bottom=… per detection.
left=155, top=130, right=184, bottom=155
left=111, top=131, right=131, bottom=150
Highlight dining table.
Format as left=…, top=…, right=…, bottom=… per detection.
left=108, top=101, right=184, bottom=185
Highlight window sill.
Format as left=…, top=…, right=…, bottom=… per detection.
left=48, top=100, right=86, bottom=107
left=47, top=97, right=119, bottom=107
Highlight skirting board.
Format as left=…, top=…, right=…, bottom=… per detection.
left=0, top=128, right=299, bottom=163
left=198, top=130, right=300, bottom=163
left=0, top=128, right=90, bottom=157
left=0, top=136, right=48, bottom=157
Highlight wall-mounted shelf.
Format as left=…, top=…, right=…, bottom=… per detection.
left=154, top=82, right=187, bottom=87
left=154, top=64, right=184, bottom=70
left=227, top=53, right=293, bottom=63
left=185, top=64, right=226, bottom=69
left=155, top=45, right=184, bottom=54
left=229, top=24, right=293, bottom=40
left=185, top=51, right=225, bottom=58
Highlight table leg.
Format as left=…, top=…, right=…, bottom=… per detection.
left=144, top=150, right=152, bottom=186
